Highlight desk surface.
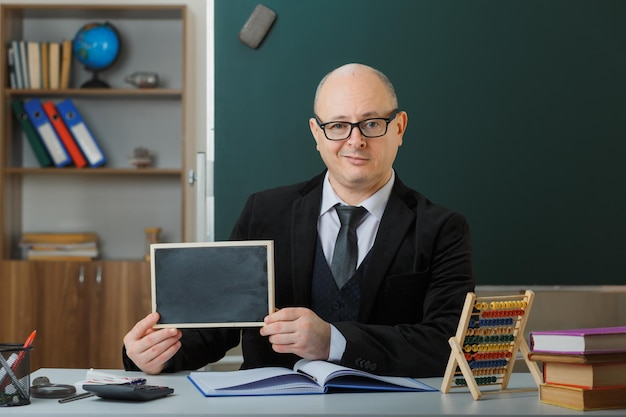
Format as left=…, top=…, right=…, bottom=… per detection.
left=2, top=368, right=624, bottom=417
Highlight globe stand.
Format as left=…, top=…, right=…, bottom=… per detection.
left=80, top=71, right=110, bottom=88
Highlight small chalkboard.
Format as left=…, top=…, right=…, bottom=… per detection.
left=151, top=240, right=275, bottom=328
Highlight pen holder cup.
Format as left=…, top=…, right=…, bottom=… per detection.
left=0, top=344, right=33, bottom=406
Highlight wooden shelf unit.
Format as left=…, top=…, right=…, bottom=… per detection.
left=0, top=3, right=192, bottom=369
left=0, top=3, right=192, bottom=261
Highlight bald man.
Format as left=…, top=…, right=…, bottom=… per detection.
left=123, top=63, right=474, bottom=378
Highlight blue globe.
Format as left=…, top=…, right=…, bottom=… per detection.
left=73, top=22, right=121, bottom=72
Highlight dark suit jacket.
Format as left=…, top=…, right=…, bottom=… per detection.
left=124, top=171, right=474, bottom=377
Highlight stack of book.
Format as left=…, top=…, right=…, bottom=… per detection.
left=529, top=326, right=626, bottom=411
left=20, top=232, right=99, bottom=261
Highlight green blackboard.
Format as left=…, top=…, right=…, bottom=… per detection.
left=214, top=0, right=626, bottom=285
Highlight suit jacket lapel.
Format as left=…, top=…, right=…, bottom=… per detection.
left=358, top=182, right=416, bottom=321
left=288, top=173, right=417, bottom=314
left=290, top=175, right=324, bottom=305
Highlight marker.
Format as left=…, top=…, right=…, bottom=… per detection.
left=22, top=330, right=37, bottom=349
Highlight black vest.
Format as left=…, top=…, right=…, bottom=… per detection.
left=311, top=238, right=370, bottom=322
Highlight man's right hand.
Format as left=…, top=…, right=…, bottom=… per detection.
left=123, top=312, right=182, bottom=375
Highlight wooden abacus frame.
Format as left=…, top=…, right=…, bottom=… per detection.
left=441, top=290, right=543, bottom=400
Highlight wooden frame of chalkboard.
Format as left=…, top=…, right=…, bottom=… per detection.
left=150, top=240, right=275, bottom=328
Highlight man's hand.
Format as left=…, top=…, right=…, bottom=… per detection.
left=123, top=312, right=182, bottom=375
left=260, top=307, right=331, bottom=360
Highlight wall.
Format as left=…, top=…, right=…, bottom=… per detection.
left=214, top=0, right=626, bottom=286
left=477, top=286, right=626, bottom=331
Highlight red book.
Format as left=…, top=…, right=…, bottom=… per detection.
left=42, top=101, right=87, bottom=168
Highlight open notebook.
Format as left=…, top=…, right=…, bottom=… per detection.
left=188, top=359, right=436, bottom=396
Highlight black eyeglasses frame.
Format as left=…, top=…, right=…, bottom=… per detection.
left=314, top=109, right=400, bottom=141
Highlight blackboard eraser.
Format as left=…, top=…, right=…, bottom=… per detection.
left=239, top=4, right=277, bottom=49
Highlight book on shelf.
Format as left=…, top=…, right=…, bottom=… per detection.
left=27, top=41, right=41, bottom=89
left=21, top=232, right=99, bottom=245
left=41, top=42, right=49, bottom=89
left=60, top=39, right=72, bottom=89
left=542, top=361, right=626, bottom=389
left=188, top=359, right=436, bottom=397
left=48, top=42, right=60, bottom=89
left=42, top=101, right=88, bottom=168
left=11, top=99, right=53, bottom=167
left=19, top=41, right=30, bottom=89
left=26, top=254, right=96, bottom=262
left=530, top=326, right=626, bottom=354
left=10, top=41, right=24, bottom=89
left=7, top=45, right=17, bottom=88
left=26, top=248, right=98, bottom=260
left=539, top=383, right=626, bottom=411
left=23, top=98, right=71, bottom=167
left=25, top=241, right=98, bottom=251
left=56, top=98, right=107, bottom=167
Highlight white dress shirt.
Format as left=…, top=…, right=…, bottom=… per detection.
left=317, top=170, right=395, bottom=361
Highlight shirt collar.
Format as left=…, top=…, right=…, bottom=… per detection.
left=320, top=170, right=395, bottom=221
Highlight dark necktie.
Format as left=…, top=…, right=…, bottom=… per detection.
left=330, top=205, right=368, bottom=289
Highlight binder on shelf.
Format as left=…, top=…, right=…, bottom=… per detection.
left=48, top=42, right=60, bottom=89
left=23, top=98, right=71, bottom=167
left=10, top=100, right=53, bottom=167
left=42, top=101, right=87, bottom=168
left=60, top=39, right=72, bottom=89
left=27, top=42, right=41, bottom=89
left=41, top=42, right=49, bottom=89
left=10, top=41, right=24, bottom=89
left=19, top=41, right=30, bottom=89
left=56, top=98, right=106, bottom=167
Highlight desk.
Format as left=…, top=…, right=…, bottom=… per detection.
left=2, top=369, right=624, bottom=416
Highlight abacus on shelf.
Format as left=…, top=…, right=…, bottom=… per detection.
left=441, top=290, right=542, bottom=400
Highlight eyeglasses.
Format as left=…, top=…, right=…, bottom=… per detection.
left=315, top=109, right=399, bottom=141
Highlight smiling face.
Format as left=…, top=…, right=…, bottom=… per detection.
left=309, top=64, right=408, bottom=205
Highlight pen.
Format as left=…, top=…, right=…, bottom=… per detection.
left=0, top=330, right=37, bottom=391
left=58, top=391, right=94, bottom=403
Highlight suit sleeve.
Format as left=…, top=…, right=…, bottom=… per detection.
left=122, top=328, right=240, bottom=372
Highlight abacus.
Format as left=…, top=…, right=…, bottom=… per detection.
left=441, top=290, right=542, bottom=400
